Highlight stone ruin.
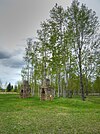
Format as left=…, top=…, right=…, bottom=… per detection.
left=40, top=79, right=55, bottom=100
left=20, top=80, right=31, bottom=98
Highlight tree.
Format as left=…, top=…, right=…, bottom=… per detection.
left=21, top=0, right=100, bottom=99
left=93, top=76, right=100, bottom=95
left=0, top=80, right=2, bottom=91
left=23, top=38, right=33, bottom=82
left=37, top=21, right=50, bottom=82
left=7, top=83, right=12, bottom=92
left=14, top=85, right=18, bottom=92
left=29, top=41, right=39, bottom=95
left=66, top=0, right=99, bottom=100
left=16, top=81, right=22, bottom=92
left=49, top=4, right=66, bottom=97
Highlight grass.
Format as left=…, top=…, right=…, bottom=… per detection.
left=0, top=94, right=100, bottom=134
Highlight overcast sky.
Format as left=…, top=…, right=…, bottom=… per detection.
left=0, top=0, right=100, bottom=86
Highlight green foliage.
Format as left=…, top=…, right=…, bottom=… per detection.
left=67, top=74, right=80, bottom=91
left=13, top=85, right=18, bottom=92
left=0, top=80, right=2, bottom=91
left=93, top=77, right=100, bottom=93
left=21, top=0, right=100, bottom=99
left=6, top=83, right=13, bottom=92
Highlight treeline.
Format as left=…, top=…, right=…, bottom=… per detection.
left=21, top=0, right=100, bottom=100
left=0, top=82, right=18, bottom=92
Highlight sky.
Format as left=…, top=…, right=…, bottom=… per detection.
left=0, top=0, right=100, bottom=87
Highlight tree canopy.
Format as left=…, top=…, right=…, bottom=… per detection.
left=21, top=0, right=100, bottom=100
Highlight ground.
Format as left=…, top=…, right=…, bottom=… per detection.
left=0, top=94, right=100, bottom=134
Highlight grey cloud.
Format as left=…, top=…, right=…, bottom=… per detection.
left=12, top=48, right=24, bottom=56
left=0, top=48, right=25, bottom=68
left=2, top=58, right=25, bottom=69
left=0, top=50, right=12, bottom=59
left=10, top=60, right=25, bottom=68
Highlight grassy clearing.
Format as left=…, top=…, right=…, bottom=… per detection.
left=0, top=94, right=100, bottom=134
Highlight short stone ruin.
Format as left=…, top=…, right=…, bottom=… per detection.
left=40, top=79, right=55, bottom=100
left=20, top=80, right=31, bottom=98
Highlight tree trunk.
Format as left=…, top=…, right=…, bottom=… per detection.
left=31, top=78, right=34, bottom=96
left=58, top=72, right=61, bottom=97
left=85, top=77, right=88, bottom=96
left=79, top=48, right=85, bottom=101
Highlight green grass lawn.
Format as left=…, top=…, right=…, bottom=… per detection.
left=0, top=94, right=100, bottom=134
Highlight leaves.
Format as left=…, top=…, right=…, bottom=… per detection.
left=21, top=0, right=100, bottom=96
